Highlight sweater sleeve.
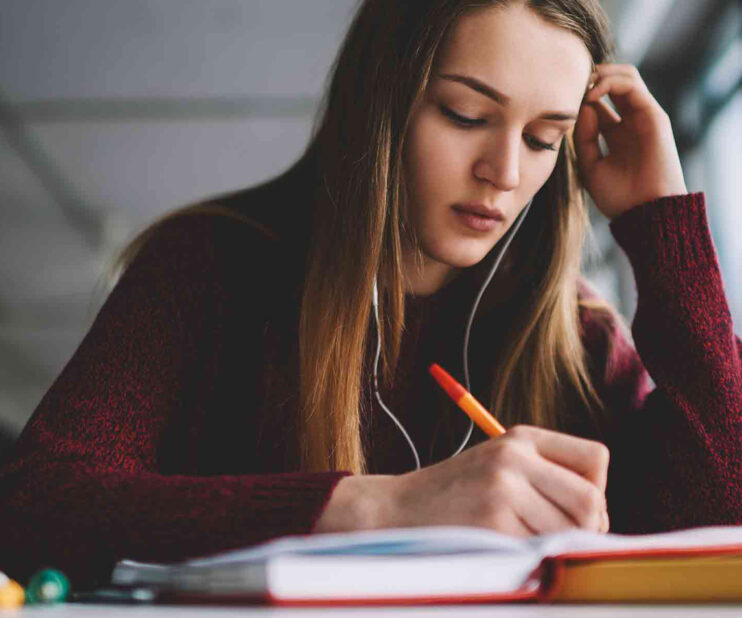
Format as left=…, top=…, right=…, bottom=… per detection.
left=595, top=193, right=742, bottom=533
left=0, top=214, right=349, bottom=587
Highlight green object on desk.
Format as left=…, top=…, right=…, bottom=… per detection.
left=26, top=568, right=70, bottom=604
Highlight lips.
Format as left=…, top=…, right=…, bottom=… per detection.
left=452, top=203, right=506, bottom=221
left=451, top=204, right=505, bottom=233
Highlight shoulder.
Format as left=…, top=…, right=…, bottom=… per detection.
left=124, top=186, right=303, bottom=287
left=103, top=203, right=295, bottom=332
left=143, top=201, right=278, bottom=261
left=97, top=196, right=296, bottom=342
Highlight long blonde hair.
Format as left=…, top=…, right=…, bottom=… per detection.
left=299, top=0, right=615, bottom=472
left=118, top=0, right=616, bottom=474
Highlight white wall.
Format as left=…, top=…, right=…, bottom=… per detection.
left=0, top=0, right=359, bottom=435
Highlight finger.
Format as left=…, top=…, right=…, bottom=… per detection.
left=601, top=510, right=610, bottom=534
left=484, top=501, right=537, bottom=538
left=590, top=64, right=644, bottom=93
left=573, top=102, right=601, bottom=174
left=585, top=73, right=655, bottom=117
left=524, top=455, right=606, bottom=532
left=574, top=100, right=620, bottom=158
left=508, top=512, right=538, bottom=538
left=508, top=425, right=610, bottom=492
left=592, top=63, right=641, bottom=78
left=513, top=479, right=578, bottom=535
left=591, top=98, right=622, bottom=126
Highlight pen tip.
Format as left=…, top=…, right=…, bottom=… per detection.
left=429, top=363, right=466, bottom=401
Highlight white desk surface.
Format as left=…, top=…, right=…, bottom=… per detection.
left=7, top=605, right=742, bottom=617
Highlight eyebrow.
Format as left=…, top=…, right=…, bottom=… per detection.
left=437, top=72, right=578, bottom=122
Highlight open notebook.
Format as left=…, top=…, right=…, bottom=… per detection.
left=112, top=525, right=742, bottom=605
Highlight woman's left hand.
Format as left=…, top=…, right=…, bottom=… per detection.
left=573, top=63, right=687, bottom=220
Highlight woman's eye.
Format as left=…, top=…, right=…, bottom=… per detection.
left=440, top=105, right=558, bottom=152
left=524, top=135, right=557, bottom=152
left=439, top=105, right=484, bottom=127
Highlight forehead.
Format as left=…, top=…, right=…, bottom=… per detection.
left=434, top=5, right=593, bottom=110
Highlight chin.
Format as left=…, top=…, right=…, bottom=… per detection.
left=426, top=238, right=497, bottom=269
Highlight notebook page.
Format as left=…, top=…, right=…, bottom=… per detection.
left=531, top=525, right=742, bottom=559
left=116, top=524, right=742, bottom=574
left=189, top=526, right=527, bottom=565
left=118, top=526, right=528, bottom=570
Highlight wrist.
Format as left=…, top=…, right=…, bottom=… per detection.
left=313, top=474, right=400, bottom=533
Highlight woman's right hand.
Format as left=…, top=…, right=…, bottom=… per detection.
left=314, top=425, right=610, bottom=537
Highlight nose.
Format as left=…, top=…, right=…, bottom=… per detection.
left=473, top=133, right=520, bottom=191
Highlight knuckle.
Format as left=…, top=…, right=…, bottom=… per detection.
left=483, top=473, right=522, bottom=516
left=494, top=439, right=528, bottom=468
left=487, top=464, right=516, bottom=493
left=507, top=425, right=532, bottom=441
left=592, top=442, right=610, bottom=468
left=497, top=469, right=520, bottom=494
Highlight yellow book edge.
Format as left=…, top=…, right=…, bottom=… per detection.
left=548, top=554, right=742, bottom=603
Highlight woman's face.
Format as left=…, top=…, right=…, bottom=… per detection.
left=402, top=4, right=593, bottom=294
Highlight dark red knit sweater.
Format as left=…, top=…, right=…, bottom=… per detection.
left=0, top=190, right=739, bottom=588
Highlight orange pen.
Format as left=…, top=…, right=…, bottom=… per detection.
left=429, top=363, right=506, bottom=437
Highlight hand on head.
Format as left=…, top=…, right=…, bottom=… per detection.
left=574, top=63, right=687, bottom=219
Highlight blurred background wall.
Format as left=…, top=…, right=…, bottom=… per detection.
left=0, top=0, right=740, bottom=456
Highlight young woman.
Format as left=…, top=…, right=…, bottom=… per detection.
left=1, top=0, right=739, bottom=588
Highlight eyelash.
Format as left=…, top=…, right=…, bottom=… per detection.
left=439, top=105, right=557, bottom=152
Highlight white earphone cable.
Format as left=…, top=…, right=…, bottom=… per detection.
left=372, top=281, right=422, bottom=470
left=372, top=197, right=534, bottom=469
left=453, top=197, right=533, bottom=456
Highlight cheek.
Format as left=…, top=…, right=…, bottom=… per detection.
left=404, top=113, right=469, bottom=206
left=517, top=145, right=561, bottom=201
left=530, top=155, right=561, bottom=196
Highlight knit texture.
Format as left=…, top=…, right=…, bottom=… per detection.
left=0, top=191, right=739, bottom=587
